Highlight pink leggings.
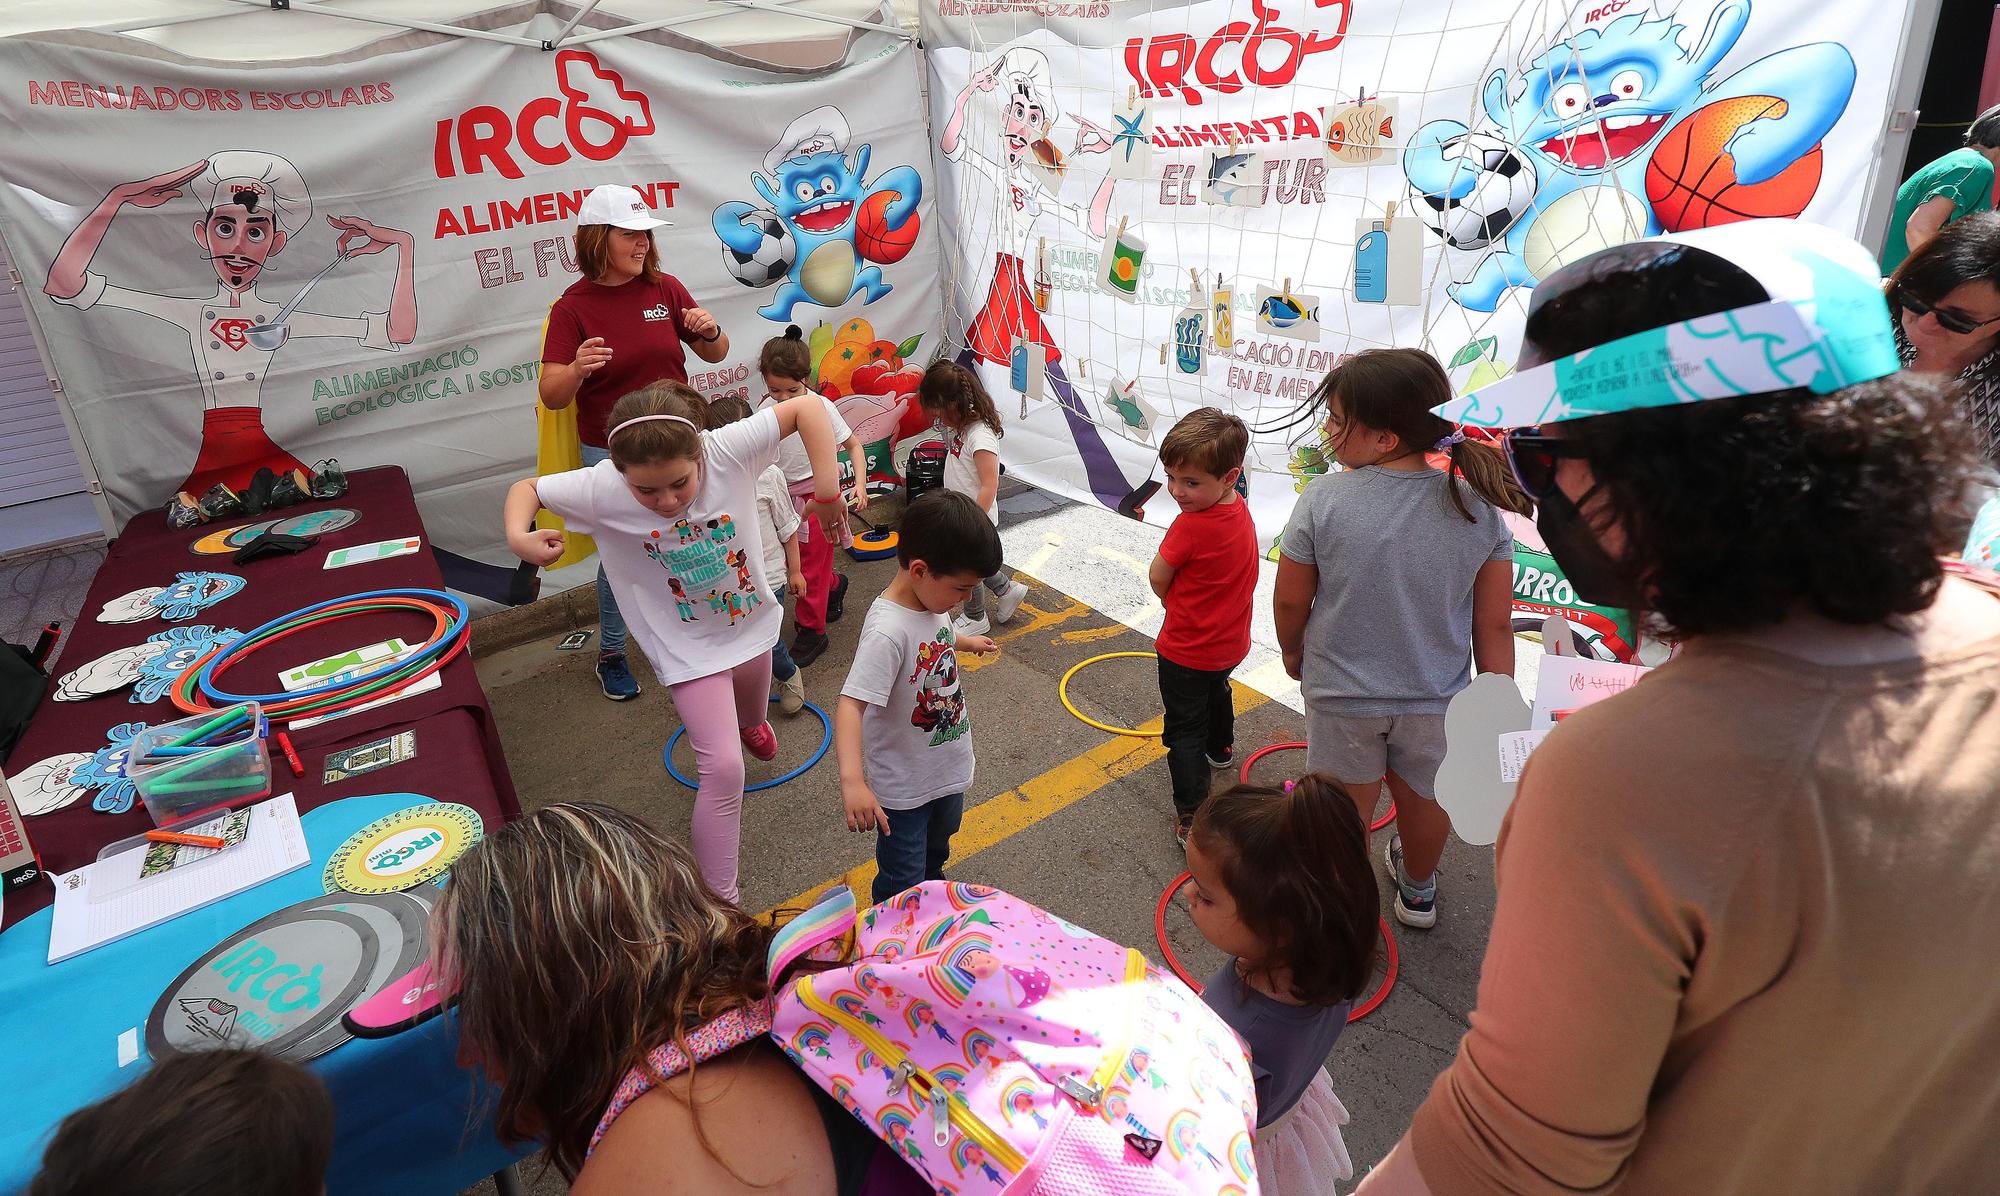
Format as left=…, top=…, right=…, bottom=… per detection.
left=668, top=653, right=774, bottom=903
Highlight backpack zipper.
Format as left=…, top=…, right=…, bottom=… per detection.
left=1056, top=948, right=1151, bottom=1109
left=797, top=975, right=1028, bottom=1172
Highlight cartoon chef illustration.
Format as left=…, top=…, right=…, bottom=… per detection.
left=938, top=48, right=1154, bottom=514
left=43, top=150, right=418, bottom=497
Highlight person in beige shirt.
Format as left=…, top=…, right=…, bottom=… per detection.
left=1361, top=222, right=2000, bottom=1194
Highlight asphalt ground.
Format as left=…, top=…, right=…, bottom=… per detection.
left=465, top=484, right=1496, bottom=1193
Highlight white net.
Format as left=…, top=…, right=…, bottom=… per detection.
left=918, top=0, right=1882, bottom=540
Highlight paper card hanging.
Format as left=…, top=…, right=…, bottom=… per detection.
left=1098, top=222, right=1147, bottom=302
left=1103, top=375, right=1161, bottom=439
left=1201, top=146, right=1266, bottom=207
left=1353, top=208, right=1423, bottom=305
left=1211, top=282, right=1235, bottom=350
left=1172, top=307, right=1206, bottom=375
left=1254, top=284, right=1321, bottom=341
left=1323, top=95, right=1399, bottom=165
left=1009, top=338, right=1047, bottom=401
left=1107, top=98, right=1153, bottom=181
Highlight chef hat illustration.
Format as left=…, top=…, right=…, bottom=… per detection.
left=195, top=151, right=312, bottom=235
left=1002, top=48, right=1060, bottom=126
left=764, top=106, right=852, bottom=177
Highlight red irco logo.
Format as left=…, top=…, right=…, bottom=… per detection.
left=210, top=317, right=255, bottom=350
left=1123, top=0, right=1349, bottom=106
left=433, top=49, right=656, bottom=180
left=1581, top=0, right=1633, bottom=21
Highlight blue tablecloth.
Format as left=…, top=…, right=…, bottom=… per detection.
left=0, top=792, right=528, bottom=1194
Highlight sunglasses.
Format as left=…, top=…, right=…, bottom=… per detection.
left=1503, top=430, right=1590, bottom=500
left=1893, top=284, right=2000, bottom=336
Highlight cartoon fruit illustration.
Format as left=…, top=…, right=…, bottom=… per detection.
left=820, top=338, right=872, bottom=391
left=866, top=339, right=903, bottom=367
left=851, top=361, right=893, bottom=395
left=808, top=322, right=838, bottom=381
left=836, top=317, right=874, bottom=345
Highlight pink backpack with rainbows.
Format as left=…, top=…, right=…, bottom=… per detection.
left=764, top=881, right=1262, bottom=1195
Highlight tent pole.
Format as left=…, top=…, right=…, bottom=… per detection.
left=213, top=0, right=548, bottom=48
left=563, top=0, right=913, bottom=46
left=542, top=0, right=607, bottom=49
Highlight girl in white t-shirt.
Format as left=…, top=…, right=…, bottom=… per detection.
left=919, top=361, right=1028, bottom=636
left=504, top=381, right=844, bottom=903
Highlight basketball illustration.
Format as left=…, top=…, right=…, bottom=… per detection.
left=857, top=191, right=919, bottom=263
left=1646, top=96, right=1824, bottom=230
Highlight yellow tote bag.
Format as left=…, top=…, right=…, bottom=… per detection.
left=535, top=309, right=597, bottom=569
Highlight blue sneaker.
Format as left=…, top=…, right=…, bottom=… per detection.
left=596, top=651, right=640, bottom=701
left=1384, top=835, right=1437, bottom=929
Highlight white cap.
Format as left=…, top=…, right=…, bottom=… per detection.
left=764, top=106, right=851, bottom=176
left=197, top=151, right=311, bottom=234
left=576, top=184, right=671, bottom=230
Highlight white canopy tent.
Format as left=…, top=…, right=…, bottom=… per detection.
left=0, top=0, right=919, bottom=553
left=0, top=0, right=918, bottom=64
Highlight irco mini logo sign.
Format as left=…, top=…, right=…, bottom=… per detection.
left=1123, top=0, right=1350, bottom=106
left=433, top=49, right=655, bottom=179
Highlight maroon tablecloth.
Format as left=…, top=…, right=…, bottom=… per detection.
left=4, top=466, right=519, bottom=929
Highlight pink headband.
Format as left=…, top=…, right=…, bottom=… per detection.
left=608, top=413, right=700, bottom=441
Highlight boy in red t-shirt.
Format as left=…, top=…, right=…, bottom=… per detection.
left=1148, top=408, right=1259, bottom=846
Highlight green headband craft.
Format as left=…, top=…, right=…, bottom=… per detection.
left=1434, top=219, right=1901, bottom=428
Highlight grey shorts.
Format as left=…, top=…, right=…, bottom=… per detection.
left=1304, top=707, right=1447, bottom=799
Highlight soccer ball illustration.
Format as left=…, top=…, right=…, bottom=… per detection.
left=1413, top=133, right=1537, bottom=252
left=722, top=209, right=796, bottom=287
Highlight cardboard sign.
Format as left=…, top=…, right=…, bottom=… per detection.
left=1254, top=285, right=1321, bottom=342
left=1103, top=375, right=1161, bottom=439
left=1352, top=214, right=1422, bottom=306
left=1098, top=224, right=1147, bottom=302
left=1172, top=306, right=1206, bottom=375
left=1531, top=655, right=1652, bottom=729
left=1323, top=95, right=1399, bottom=165
left=1201, top=146, right=1266, bottom=206
left=1107, top=98, right=1153, bottom=181
left=1211, top=285, right=1234, bottom=350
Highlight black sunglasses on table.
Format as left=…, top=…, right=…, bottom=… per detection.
left=1502, top=430, right=1590, bottom=500
left=1892, top=283, right=2000, bottom=336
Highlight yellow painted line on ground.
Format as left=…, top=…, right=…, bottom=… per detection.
left=764, top=682, right=1269, bottom=918
left=1058, top=621, right=1140, bottom=645
left=961, top=593, right=1094, bottom=673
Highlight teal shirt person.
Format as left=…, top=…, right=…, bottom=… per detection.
left=1882, top=145, right=1999, bottom=273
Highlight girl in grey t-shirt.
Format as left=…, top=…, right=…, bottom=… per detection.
left=1273, top=349, right=1530, bottom=930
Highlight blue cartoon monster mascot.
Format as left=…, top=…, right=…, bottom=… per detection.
left=1404, top=0, right=1854, bottom=312
left=714, top=106, right=923, bottom=322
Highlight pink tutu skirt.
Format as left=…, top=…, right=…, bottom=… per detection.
left=1254, top=1069, right=1353, bottom=1194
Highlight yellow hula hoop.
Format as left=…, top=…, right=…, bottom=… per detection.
left=1059, top=651, right=1161, bottom=738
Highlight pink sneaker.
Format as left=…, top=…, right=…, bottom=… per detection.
left=739, top=722, right=778, bottom=761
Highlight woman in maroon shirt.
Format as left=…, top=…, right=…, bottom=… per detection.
left=540, top=184, right=732, bottom=700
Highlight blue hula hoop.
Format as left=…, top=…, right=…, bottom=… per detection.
left=662, top=697, right=832, bottom=792
left=196, top=587, right=470, bottom=705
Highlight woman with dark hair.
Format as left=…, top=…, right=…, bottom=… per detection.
left=433, top=803, right=925, bottom=1194
left=539, top=184, right=732, bottom=702
left=1356, top=221, right=2000, bottom=1194
left=1889, top=208, right=2000, bottom=463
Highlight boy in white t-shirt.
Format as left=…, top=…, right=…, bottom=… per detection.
left=836, top=490, right=1002, bottom=904
left=709, top=396, right=809, bottom=714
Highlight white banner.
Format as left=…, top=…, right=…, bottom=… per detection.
left=0, top=25, right=942, bottom=600
left=921, top=0, right=1898, bottom=545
